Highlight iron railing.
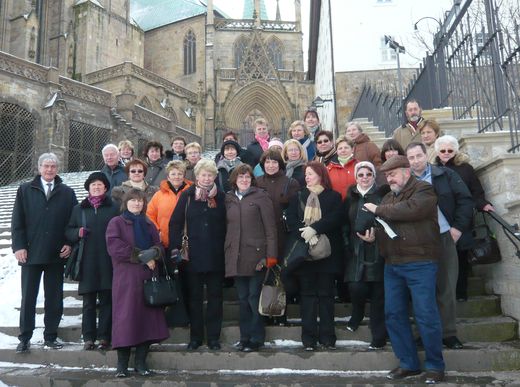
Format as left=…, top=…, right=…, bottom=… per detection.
left=350, top=0, right=520, bottom=153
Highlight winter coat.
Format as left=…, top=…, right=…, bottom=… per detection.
left=285, top=187, right=343, bottom=274
left=244, top=140, right=266, bottom=168
left=164, top=150, right=186, bottom=161
left=289, top=164, right=305, bottom=188
left=343, top=184, right=389, bottom=282
left=256, top=171, right=300, bottom=257
left=146, top=179, right=192, bottom=248
left=392, top=118, right=424, bottom=149
left=106, top=215, right=169, bottom=349
left=65, top=196, right=118, bottom=294
left=101, top=164, right=127, bottom=195
left=375, top=176, right=441, bottom=265
left=216, top=158, right=243, bottom=193
left=224, top=187, right=277, bottom=277
left=145, top=158, right=167, bottom=186
left=326, top=155, right=357, bottom=201
left=430, top=164, right=475, bottom=250
left=185, top=162, right=196, bottom=182
left=11, top=175, right=78, bottom=265
left=170, top=185, right=227, bottom=273
left=353, top=133, right=382, bottom=167
left=111, top=180, right=159, bottom=210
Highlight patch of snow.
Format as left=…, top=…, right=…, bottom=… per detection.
left=218, top=368, right=388, bottom=375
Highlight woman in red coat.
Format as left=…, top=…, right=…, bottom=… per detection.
left=327, top=138, right=358, bottom=201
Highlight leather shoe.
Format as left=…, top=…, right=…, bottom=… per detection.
left=235, top=340, right=248, bottom=351
left=43, top=340, right=63, bottom=349
left=424, top=369, right=445, bottom=384
left=368, top=340, right=386, bottom=350
left=386, top=367, right=421, bottom=380
left=97, top=340, right=111, bottom=351
left=83, top=340, right=96, bottom=350
left=208, top=340, right=221, bottom=350
left=16, top=340, right=30, bottom=353
left=443, top=336, right=463, bottom=349
left=242, top=341, right=262, bottom=352
left=187, top=340, right=202, bottom=350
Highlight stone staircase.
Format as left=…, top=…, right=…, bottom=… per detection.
left=0, top=143, right=520, bottom=385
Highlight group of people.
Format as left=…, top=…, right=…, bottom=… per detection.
left=11, top=101, right=494, bottom=383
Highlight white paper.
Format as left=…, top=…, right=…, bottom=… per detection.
left=375, top=217, right=398, bottom=239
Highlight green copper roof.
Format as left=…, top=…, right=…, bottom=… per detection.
left=243, top=0, right=268, bottom=20
left=131, top=0, right=229, bottom=32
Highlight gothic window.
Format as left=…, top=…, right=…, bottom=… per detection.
left=267, top=37, right=283, bottom=69
left=183, top=30, right=196, bottom=75
left=234, top=36, right=248, bottom=68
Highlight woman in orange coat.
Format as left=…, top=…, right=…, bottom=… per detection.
left=146, top=160, right=192, bottom=248
left=326, top=138, right=357, bottom=201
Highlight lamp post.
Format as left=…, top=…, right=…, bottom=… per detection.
left=312, top=96, right=333, bottom=108
left=384, top=36, right=406, bottom=99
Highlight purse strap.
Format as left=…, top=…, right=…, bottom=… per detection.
left=182, top=196, right=190, bottom=241
left=263, top=266, right=281, bottom=286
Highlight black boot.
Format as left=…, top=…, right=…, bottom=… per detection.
left=134, top=343, right=153, bottom=376
left=115, top=347, right=131, bottom=377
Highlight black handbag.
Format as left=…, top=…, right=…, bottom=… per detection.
left=143, top=255, right=179, bottom=307
left=64, top=210, right=86, bottom=281
left=468, top=213, right=501, bottom=265
left=282, top=237, right=308, bottom=272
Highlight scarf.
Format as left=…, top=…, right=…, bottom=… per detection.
left=316, top=148, right=337, bottom=164
left=235, top=187, right=252, bottom=200
left=87, top=193, right=105, bottom=209
left=255, top=134, right=270, bottom=151
left=338, top=154, right=353, bottom=166
left=195, top=183, right=218, bottom=208
left=356, top=183, right=374, bottom=197
left=122, top=210, right=153, bottom=250
left=128, top=180, right=146, bottom=190
left=285, top=159, right=305, bottom=178
left=217, top=157, right=241, bottom=173
left=309, top=125, right=320, bottom=140
left=303, top=185, right=325, bottom=226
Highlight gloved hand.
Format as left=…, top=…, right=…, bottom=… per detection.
left=299, top=226, right=317, bottom=243
left=138, top=248, right=159, bottom=264
left=78, top=227, right=89, bottom=239
left=266, top=257, right=278, bottom=268
left=308, top=235, right=319, bottom=246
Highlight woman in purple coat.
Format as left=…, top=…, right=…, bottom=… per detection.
left=106, top=189, right=169, bottom=378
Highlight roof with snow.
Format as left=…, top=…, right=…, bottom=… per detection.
left=130, top=0, right=230, bottom=32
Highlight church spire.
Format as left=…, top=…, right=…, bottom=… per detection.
left=275, top=0, right=281, bottom=21
left=242, top=0, right=268, bottom=20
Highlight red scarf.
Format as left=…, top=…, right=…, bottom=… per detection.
left=255, top=134, right=270, bottom=151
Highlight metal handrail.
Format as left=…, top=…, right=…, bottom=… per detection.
left=486, top=210, right=520, bottom=259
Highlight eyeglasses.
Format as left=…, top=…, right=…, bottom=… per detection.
left=130, top=169, right=144, bottom=174
left=237, top=175, right=252, bottom=180
left=357, top=172, right=373, bottom=178
left=439, top=149, right=454, bottom=154
left=316, top=139, right=330, bottom=144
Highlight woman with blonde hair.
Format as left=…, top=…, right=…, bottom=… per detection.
left=282, top=139, right=307, bottom=187
left=287, top=120, right=316, bottom=161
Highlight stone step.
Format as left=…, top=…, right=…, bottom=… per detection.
left=2, top=366, right=520, bottom=387
left=1, top=315, right=515, bottom=344
left=0, top=342, right=519, bottom=372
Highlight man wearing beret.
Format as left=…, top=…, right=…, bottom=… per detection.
left=12, top=153, right=78, bottom=353
left=364, top=155, right=445, bottom=384
left=406, top=142, right=474, bottom=350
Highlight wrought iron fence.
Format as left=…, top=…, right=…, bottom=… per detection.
left=68, top=121, right=111, bottom=172
left=351, top=0, right=520, bottom=153
left=0, top=102, right=35, bottom=185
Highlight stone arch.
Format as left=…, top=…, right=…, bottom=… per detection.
left=223, top=82, right=293, bottom=142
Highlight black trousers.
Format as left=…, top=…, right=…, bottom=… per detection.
left=82, top=290, right=112, bottom=342
left=456, top=249, right=470, bottom=299
left=348, top=281, right=386, bottom=343
left=19, top=263, right=64, bottom=342
left=298, top=272, right=336, bottom=347
left=185, top=271, right=224, bottom=343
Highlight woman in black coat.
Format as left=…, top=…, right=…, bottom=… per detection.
left=343, top=162, right=389, bottom=349
left=65, top=172, right=119, bottom=350
left=285, top=161, right=342, bottom=351
left=435, top=135, right=495, bottom=301
left=169, top=159, right=227, bottom=350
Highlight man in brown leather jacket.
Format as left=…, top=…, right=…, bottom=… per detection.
left=364, top=155, right=445, bottom=384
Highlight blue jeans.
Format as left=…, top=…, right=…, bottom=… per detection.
left=234, top=272, right=265, bottom=344
left=385, top=262, right=445, bottom=371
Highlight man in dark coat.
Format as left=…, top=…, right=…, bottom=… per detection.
left=407, top=142, right=474, bottom=350
left=364, top=156, right=445, bottom=383
left=243, top=118, right=270, bottom=167
left=101, top=144, right=127, bottom=195
left=11, top=153, right=78, bottom=353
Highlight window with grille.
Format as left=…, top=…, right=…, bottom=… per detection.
left=183, top=30, right=196, bottom=75
left=267, top=37, right=284, bottom=69
left=68, top=121, right=111, bottom=172
left=234, top=36, right=248, bottom=68
left=0, top=102, right=35, bottom=185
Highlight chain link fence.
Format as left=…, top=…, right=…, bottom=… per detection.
left=68, top=120, right=111, bottom=172
left=0, top=102, right=35, bottom=185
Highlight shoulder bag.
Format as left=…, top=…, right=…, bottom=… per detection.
left=180, top=196, right=190, bottom=261
left=258, top=267, right=286, bottom=317
left=143, top=252, right=179, bottom=307
left=468, top=212, right=501, bottom=265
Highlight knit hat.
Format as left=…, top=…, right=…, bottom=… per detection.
left=379, top=155, right=410, bottom=172
left=355, top=161, right=376, bottom=178
left=268, top=138, right=284, bottom=150
left=221, top=140, right=241, bottom=156
left=84, top=171, right=111, bottom=191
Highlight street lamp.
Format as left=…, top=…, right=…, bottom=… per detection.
left=312, top=96, right=333, bottom=108
left=384, top=35, right=406, bottom=99
left=413, top=16, right=442, bottom=31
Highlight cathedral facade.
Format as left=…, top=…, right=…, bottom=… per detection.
left=0, top=0, right=314, bottom=183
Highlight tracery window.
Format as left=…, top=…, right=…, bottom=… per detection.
left=234, top=36, right=248, bottom=68
left=183, top=30, right=196, bottom=75
left=267, top=37, right=283, bottom=69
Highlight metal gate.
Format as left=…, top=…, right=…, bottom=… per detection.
left=68, top=121, right=111, bottom=172
left=0, top=102, right=35, bottom=185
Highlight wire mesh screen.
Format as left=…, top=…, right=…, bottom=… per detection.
left=68, top=120, right=111, bottom=172
left=0, top=102, right=35, bottom=185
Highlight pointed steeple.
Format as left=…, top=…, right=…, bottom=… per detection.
left=275, top=0, right=281, bottom=21
left=242, top=0, right=268, bottom=20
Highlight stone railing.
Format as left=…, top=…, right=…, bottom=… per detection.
left=59, top=76, right=112, bottom=106
left=0, top=50, right=54, bottom=83
left=218, top=67, right=306, bottom=82
left=175, top=125, right=201, bottom=144
left=84, top=62, right=198, bottom=102
left=133, top=104, right=171, bottom=132
left=215, top=18, right=296, bottom=32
